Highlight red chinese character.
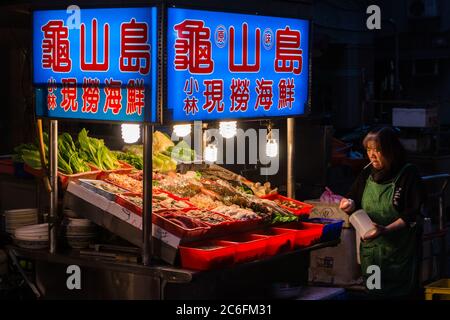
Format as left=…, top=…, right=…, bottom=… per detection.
left=229, top=23, right=260, bottom=72
left=254, top=78, right=273, bottom=111
left=47, top=77, right=57, bottom=110
left=80, top=19, right=109, bottom=71
left=278, top=78, right=295, bottom=109
left=120, top=19, right=150, bottom=75
left=275, top=27, right=303, bottom=74
left=230, top=78, right=250, bottom=112
left=183, top=97, right=199, bottom=116
left=174, top=20, right=213, bottom=74
left=264, top=32, right=271, bottom=46
left=82, top=78, right=100, bottom=114
left=41, top=20, right=72, bottom=72
left=61, top=78, right=78, bottom=112
left=104, top=78, right=122, bottom=115
left=126, top=79, right=145, bottom=116
left=217, top=30, right=225, bottom=44
left=203, top=79, right=224, bottom=113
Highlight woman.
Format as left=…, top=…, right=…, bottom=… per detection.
left=339, top=127, right=425, bottom=299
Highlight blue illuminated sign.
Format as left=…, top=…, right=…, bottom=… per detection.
left=167, top=8, right=310, bottom=122
left=33, top=7, right=158, bottom=123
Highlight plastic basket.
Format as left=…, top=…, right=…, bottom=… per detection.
left=251, top=227, right=296, bottom=256
left=305, top=218, right=344, bottom=242
left=179, top=239, right=236, bottom=270
left=274, top=221, right=324, bottom=248
left=154, top=211, right=210, bottom=239
left=96, top=160, right=135, bottom=178
left=0, top=159, right=14, bottom=175
left=425, top=279, right=450, bottom=300
left=261, top=193, right=313, bottom=216
left=58, top=164, right=102, bottom=190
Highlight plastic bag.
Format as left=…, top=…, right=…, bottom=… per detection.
left=319, top=187, right=343, bottom=204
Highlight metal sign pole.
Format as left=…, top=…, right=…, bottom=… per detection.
left=49, top=119, right=58, bottom=254
left=142, top=124, right=154, bottom=266
left=287, top=117, right=295, bottom=198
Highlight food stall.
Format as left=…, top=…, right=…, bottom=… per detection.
left=4, top=2, right=342, bottom=299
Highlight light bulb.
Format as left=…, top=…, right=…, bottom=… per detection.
left=219, top=121, right=237, bottom=139
left=121, top=124, right=141, bottom=144
left=173, top=124, right=191, bottom=137
left=204, top=143, right=218, bottom=163
left=266, top=138, right=278, bottom=158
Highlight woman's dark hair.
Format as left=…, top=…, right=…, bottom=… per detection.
left=362, top=127, right=406, bottom=171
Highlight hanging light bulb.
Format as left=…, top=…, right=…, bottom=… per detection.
left=204, top=143, right=218, bottom=163
left=219, top=121, right=237, bottom=139
left=173, top=124, right=191, bottom=137
left=266, top=138, right=278, bottom=158
left=121, top=124, right=141, bottom=144
left=265, top=122, right=278, bottom=158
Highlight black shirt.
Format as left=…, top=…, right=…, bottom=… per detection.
left=346, top=163, right=426, bottom=224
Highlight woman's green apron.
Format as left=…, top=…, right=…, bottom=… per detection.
left=360, top=164, right=417, bottom=298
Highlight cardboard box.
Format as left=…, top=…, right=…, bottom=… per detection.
left=305, top=200, right=350, bottom=228
left=392, top=107, right=438, bottom=128
left=309, top=228, right=362, bottom=286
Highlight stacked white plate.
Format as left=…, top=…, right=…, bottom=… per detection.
left=4, top=208, right=39, bottom=234
left=63, top=218, right=96, bottom=249
left=13, top=223, right=49, bottom=249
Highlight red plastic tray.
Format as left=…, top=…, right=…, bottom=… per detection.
left=178, top=209, right=233, bottom=235
left=96, top=160, right=135, bottom=178
left=219, top=233, right=268, bottom=264
left=179, top=239, right=236, bottom=270
left=115, top=191, right=195, bottom=215
left=261, top=193, right=313, bottom=216
left=0, top=159, right=14, bottom=175
left=58, top=164, right=102, bottom=190
left=154, top=212, right=210, bottom=239
left=251, top=228, right=296, bottom=256
left=274, top=221, right=324, bottom=248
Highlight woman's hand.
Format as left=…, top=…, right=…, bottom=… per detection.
left=339, top=198, right=355, bottom=213
left=362, top=223, right=387, bottom=240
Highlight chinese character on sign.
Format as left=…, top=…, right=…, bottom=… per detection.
left=174, top=20, right=213, bottom=74
left=183, top=77, right=199, bottom=115
left=80, top=19, right=109, bottom=71
left=214, top=25, right=227, bottom=48
left=203, top=79, right=224, bottom=113
left=254, top=78, right=273, bottom=111
left=275, top=26, right=303, bottom=74
left=230, top=78, right=250, bottom=112
left=104, top=78, right=122, bottom=115
left=41, top=20, right=72, bottom=72
left=278, top=78, right=295, bottom=109
left=229, top=23, right=261, bottom=72
left=126, top=79, right=145, bottom=116
left=61, top=78, right=78, bottom=112
left=120, top=19, right=150, bottom=75
left=82, top=78, right=100, bottom=114
left=47, top=77, right=57, bottom=110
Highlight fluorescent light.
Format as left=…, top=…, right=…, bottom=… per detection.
left=204, top=143, right=218, bottom=163
left=266, top=138, right=278, bottom=158
left=219, top=121, right=237, bottom=139
left=173, top=124, right=191, bottom=137
left=121, top=124, right=140, bottom=144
